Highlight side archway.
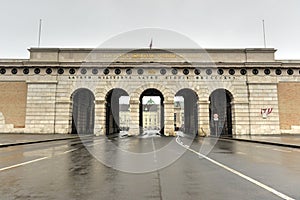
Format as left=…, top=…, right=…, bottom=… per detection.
left=209, top=89, right=233, bottom=136
left=105, top=88, right=130, bottom=136
left=71, top=88, right=95, bottom=135
left=175, top=88, right=199, bottom=135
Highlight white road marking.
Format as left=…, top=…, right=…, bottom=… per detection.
left=272, top=148, right=292, bottom=153
left=151, top=138, right=158, bottom=163
left=0, top=157, right=48, bottom=172
left=256, top=145, right=293, bottom=153
left=256, top=145, right=271, bottom=149
left=236, top=151, right=246, bottom=155
left=86, top=141, right=103, bottom=147
left=61, top=148, right=79, bottom=154
left=0, top=147, right=80, bottom=172
left=84, top=138, right=105, bottom=147
left=176, top=136, right=295, bottom=200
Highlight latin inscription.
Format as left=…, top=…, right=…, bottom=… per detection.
left=68, top=75, right=235, bottom=80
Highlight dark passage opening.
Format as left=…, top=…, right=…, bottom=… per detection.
left=71, top=89, right=95, bottom=135
left=106, top=88, right=129, bottom=136
left=175, top=89, right=198, bottom=135
left=209, top=89, right=233, bottom=136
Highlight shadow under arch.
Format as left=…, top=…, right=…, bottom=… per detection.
left=105, top=88, right=130, bottom=136
left=175, top=88, right=199, bottom=136
left=71, top=88, right=95, bottom=135
left=209, top=89, right=233, bottom=136
left=139, top=88, right=164, bottom=136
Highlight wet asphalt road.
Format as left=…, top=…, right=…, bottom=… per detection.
left=0, top=136, right=299, bottom=200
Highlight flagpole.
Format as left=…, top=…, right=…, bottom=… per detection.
left=149, top=38, right=153, bottom=50
left=262, top=20, right=266, bottom=48
left=38, top=19, right=42, bottom=48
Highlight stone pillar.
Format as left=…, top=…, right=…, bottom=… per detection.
left=0, top=112, right=13, bottom=132
left=94, top=100, right=106, bottom=136
left=0, top=112, right=5, bottom=126
left=129, top=98, right=140, bottom=136
left=26, top=82, right=58, bottom=134
left=164, top=100, right=175, bottom=136
left=54, top=100, right=71, bottom=134
left=232, top=101, right=250, bottom=135
left=198, top=100, right=210, bottom=136
left=248, top=82, right=280, bottom=135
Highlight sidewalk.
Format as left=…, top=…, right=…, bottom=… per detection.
left=220, top=135, right=300, bottom=148
left=1, top=133, right=300, bottom=149
left=0, top=133, right=82, bottom=148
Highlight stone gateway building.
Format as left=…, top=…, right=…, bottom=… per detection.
left=0, top=47, right=300, bottom=136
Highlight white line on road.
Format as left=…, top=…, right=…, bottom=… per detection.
left=0, top=157, right=48, bottom=172
left=236, top=151, right=246, bottom=155
left=84, top=138, right=106, bottom=147
left=0, top=147, right=80, bottom=172
left=272, top=148, right=292, bottom=153
left=255, top=145, right=271, bottom=149
left=86, top=141, right=103, bottom=147
left=176, top=136, right=295, bottom=200
left=61, top=148, right=79, bottom=154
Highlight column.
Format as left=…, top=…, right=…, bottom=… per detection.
left=54, top=100, right=71, bottom=134
left=129, top=98, right=140, bottom=136
left=232, top=101, right=250, bottom=135
left=26, top=82, right=57, bottom=134
left=198, top=100, right=210, bottom=136
left=94, top=99, right=106, bottom=136
left=164, top=100, right=175, bottom=136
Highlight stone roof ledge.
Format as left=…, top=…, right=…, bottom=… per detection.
left=26, top=47, right=277, bottom=63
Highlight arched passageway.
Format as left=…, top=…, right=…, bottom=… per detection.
left=106, top=89, right=130, bottom=136
left=139, top=88, right=164, bottom=136
left=71, top=88, right=95, bottom=134
left=209, top=89, right=233, bottom=136
left=175, top=89, right=198, bottom=135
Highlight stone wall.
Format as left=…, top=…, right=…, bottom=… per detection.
left=25, top=81, right=57, bottom=133
left=0, top=81, right=27, bottom=128
left=278, top=82, right=300, bottom=133
left=0, top=48, right=299, bottom=135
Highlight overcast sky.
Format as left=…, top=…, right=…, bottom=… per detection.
left=1, top=0, right=300, bottom=59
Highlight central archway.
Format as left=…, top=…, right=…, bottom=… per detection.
left=139, top=88, right=164, bottom=136
left=71, top=88, right=95, bottom=135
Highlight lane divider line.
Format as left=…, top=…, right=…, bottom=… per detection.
left=0, top=147, right=80, bottom=172
left=86, top=141, right=103, bottom=147
left=255, top=145, right=271, bottom=149
left=176, top=136, right=295, bottom=200
left=0, top=137, right=104, bottom=172
left=61, top=148, right=79, bottom=154
left=0, top=157, right=48, bottom=172
left=272, top=148, right=292, bottom=153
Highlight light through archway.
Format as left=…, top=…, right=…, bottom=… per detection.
left=139, top=89, right=164, bottom=136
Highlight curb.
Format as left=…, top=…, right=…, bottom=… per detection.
left=218, top=137, right=300, bottom=149
left=0, top=135, right=93, bottom=148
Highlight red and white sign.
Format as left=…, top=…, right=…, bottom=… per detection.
left=261, top=108, right=273, bottom=119
left=213, top=113, right=219, bottom=121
